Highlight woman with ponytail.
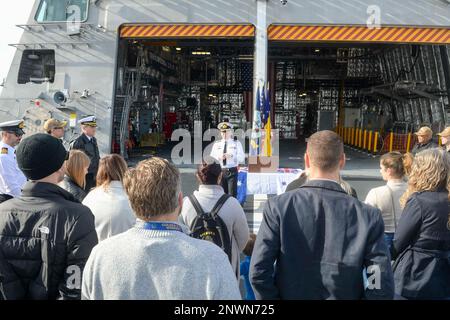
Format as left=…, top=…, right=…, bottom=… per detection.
left=365, top=151, right=411, bottom=251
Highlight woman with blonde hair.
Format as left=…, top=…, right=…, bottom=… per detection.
left=59, top=149, right=90, bottom=202
left=82, top=154, right=135, bottom=241
left=392, top=148, right=450, bottom=300
left=365, top=151, right=411, bottom=251
left=402, top=152, right=414, bottom=177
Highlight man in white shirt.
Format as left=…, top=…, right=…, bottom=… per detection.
left=210, top=122, right=245, bottom=197
left=0, top=120, right=27, bottom=201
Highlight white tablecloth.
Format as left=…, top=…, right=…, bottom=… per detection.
left=237, top=168, right=302, bottom=203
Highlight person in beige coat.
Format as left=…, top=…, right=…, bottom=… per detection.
left=364, top=151, right=411, bottom=252
left=181, top=161, right=249, bottom=278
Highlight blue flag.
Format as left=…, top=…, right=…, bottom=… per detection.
left=263, top=85, right=270, bottom=125
left=254, top=85, right=262, bottom=130
left=259, top=84, right=265, bottom=115
left=252, top=85, right=262, bottom=156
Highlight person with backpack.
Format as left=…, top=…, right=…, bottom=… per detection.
left=181, top=161, right=249, bottom=278
left=82, top=157, right=240, bottom=300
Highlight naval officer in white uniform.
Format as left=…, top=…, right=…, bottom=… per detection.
left=0, top=120, right=27, bottom=200
left=210, top=122, right=245, bottom=197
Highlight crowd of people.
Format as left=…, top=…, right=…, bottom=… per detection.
left=0, top=118, right=449, bottom=300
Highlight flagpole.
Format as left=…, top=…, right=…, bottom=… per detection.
left=252, top=0, right=268, bottom=161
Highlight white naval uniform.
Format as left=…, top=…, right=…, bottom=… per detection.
left=0, top=141, right=27, bottom=197
left=210, top=138, right=245, bottom=197
left=210, top=138, right=245, bottom=169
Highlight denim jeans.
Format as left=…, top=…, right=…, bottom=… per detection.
left=384, top=232, right=395, bottom=254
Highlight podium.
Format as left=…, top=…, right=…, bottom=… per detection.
left=237, top=166, right=302, bottom=233
left=247, top=156, right=279, bottom=173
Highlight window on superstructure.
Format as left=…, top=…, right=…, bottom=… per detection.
left=17, top=50, right=55, bottom=84
left=35, top=0, right=89, bottom=23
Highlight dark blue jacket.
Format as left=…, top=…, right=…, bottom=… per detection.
left=250, top=179, right=394, bottom=300
left=392, top=190, right=450, bottom=300
left=69, top=134, right=100, bottom=175
left=411, top=141, right=438, bottom=156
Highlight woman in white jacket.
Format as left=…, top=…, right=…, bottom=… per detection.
left=181, top=161, right=249, bottom=278
left=364, top=151, right=412, bottom=252
left=82, top=154, right=135, bottom=241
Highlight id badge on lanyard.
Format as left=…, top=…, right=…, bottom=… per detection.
left=137, top=221, right=183, bottom=233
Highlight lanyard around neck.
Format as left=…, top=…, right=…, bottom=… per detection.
left=137, top=221, right=184, bottom=233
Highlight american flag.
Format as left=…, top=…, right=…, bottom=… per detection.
left=241, top=62, right=253, bottom=91
left=241, top=62, right=253, bottom=122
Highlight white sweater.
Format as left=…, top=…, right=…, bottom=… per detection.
left=180, top=185, right=249, bottom=278
left=81, top=225, right=242, bottom=300
left=82, top=181, right=136, bottom=242
left=364, top=180, right=408, bottom=233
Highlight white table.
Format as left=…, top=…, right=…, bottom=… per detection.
left=237, top=168, right=302, bottom=233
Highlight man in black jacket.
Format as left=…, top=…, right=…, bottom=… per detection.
left=250, top=130, right=394, bottom=300
left=0, top=134, right=98, bottom=300
left=411, top=126, right=438, bottom=155
left=69, top=115, right=100, bottom=191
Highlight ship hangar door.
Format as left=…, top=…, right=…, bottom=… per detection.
left=114, top=24, right=256, bottom=157
left=267, top=25, right=450, bottom=140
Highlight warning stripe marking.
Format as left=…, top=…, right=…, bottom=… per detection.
left=268, top=25, right=450, bottom=44
left=120, top=24, right=255, bottom=38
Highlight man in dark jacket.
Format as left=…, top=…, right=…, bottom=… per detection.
left=250, top=130, right=394, bottom=300
left=411, top=126, right=438, bottom=155
left=69, top=115, right=100, bottom=192
left=0, top=134, right=98, bottom=300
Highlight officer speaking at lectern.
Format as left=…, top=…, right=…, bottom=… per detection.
left=210, top=122, right=245, bottom=198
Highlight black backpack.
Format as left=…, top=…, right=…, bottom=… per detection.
left=188, top=194, right=233, bottom=262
